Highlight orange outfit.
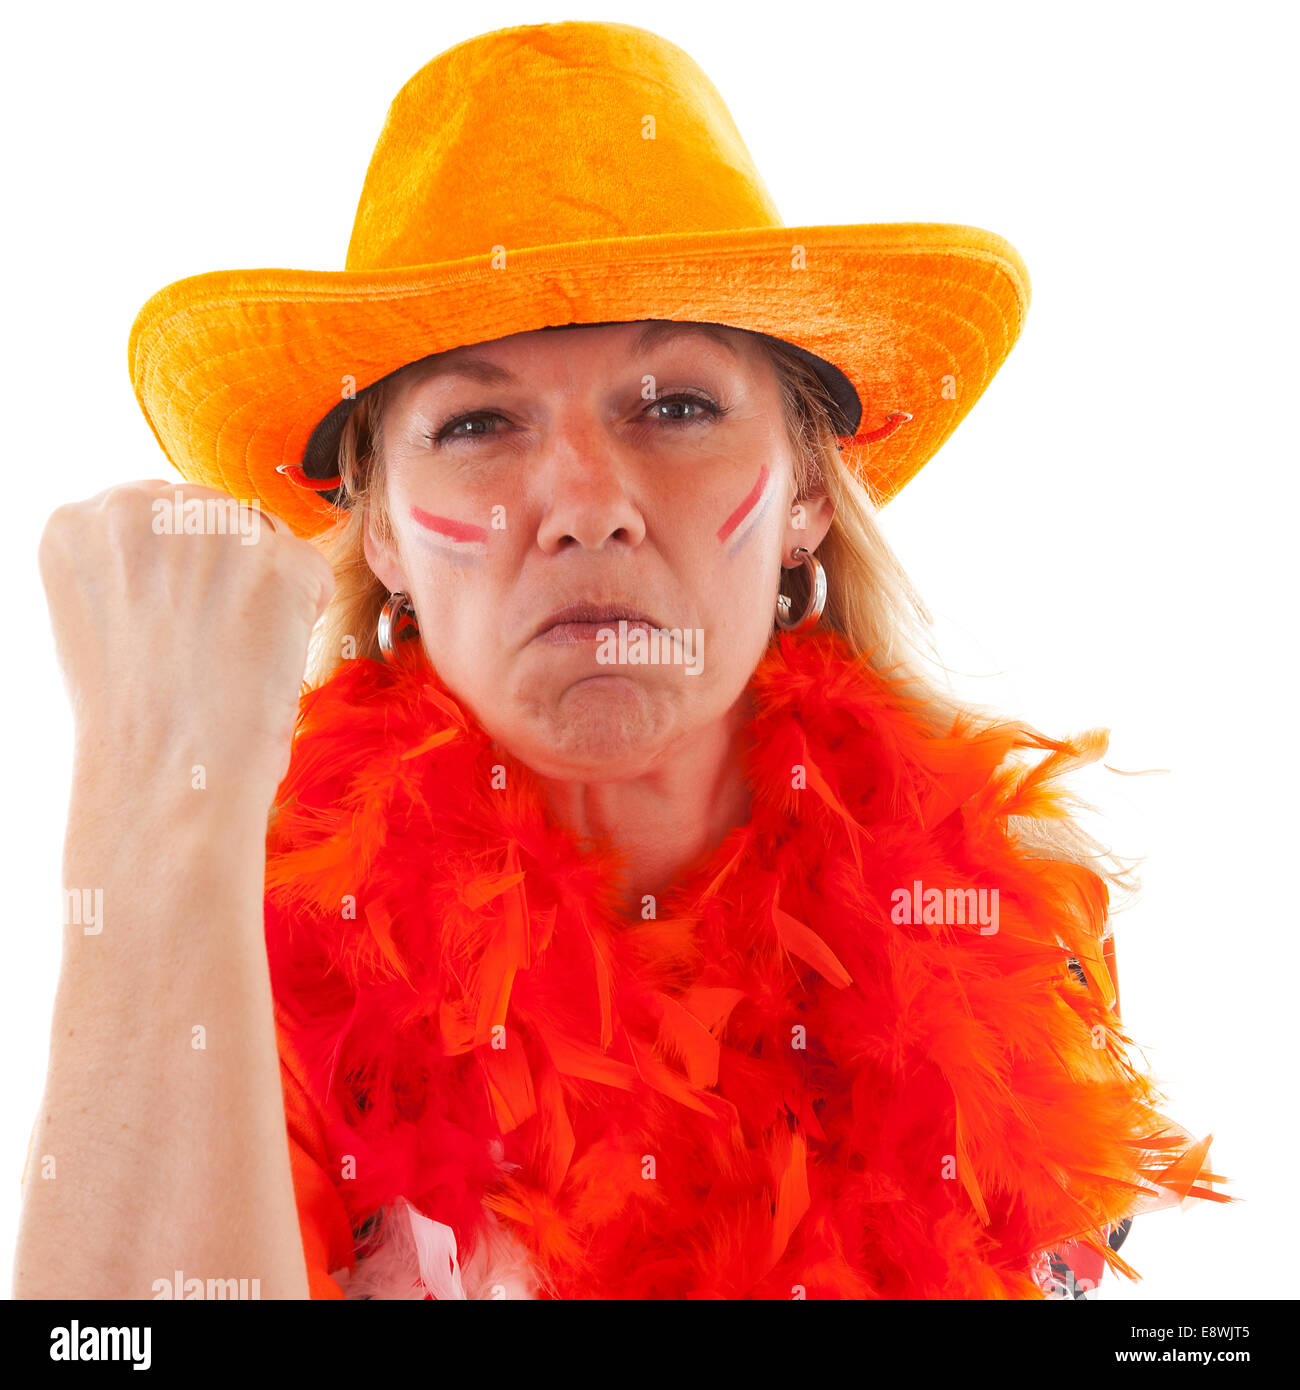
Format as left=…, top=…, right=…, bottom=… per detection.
left=265, top=629, right=1230, bottom=1298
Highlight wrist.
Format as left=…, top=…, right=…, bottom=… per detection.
left=58, top=748, right=278, bottom=962
left=71, top=722, right=285, bottom=823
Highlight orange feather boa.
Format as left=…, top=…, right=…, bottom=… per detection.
left=263, top=628, right=1229, bottom=1299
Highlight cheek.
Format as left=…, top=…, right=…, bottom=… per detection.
left=409, top=503, right=489, bottom=568
left=715, top=464, right=776, bottom=560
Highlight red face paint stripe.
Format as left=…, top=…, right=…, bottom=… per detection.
left=411, top=505, right=488, bottom=542
left=716, top=465, right=771, bottom=543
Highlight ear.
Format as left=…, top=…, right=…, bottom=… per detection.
left=782, top=488, right=834, bottom=566
left=361, top=500, right=409, bottom=594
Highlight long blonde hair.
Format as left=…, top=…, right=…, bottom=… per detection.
left=299, top=333, right=1139, bottom=906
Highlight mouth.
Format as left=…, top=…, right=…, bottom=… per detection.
left=533, top=600, right=660, bottom=644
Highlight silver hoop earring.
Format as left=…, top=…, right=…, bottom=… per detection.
left=378, top=590, right=420, bottom=662
left=775, top=547, right=826, bottom=632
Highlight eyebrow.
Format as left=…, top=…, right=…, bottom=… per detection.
left=416, top=321, right=743, bottom=385
left=631, top=321, right=742, bottom=360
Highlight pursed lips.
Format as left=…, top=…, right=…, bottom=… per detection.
left=533, top=602, right=658, bottom=643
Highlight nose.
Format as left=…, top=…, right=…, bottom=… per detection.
left=533, top=411, right=648, bottom=553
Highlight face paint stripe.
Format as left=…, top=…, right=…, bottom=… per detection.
left=411, top=505, right=489, bottom=543
left=412, top=541, right=481, bottom=567
left=726, top=484, right=776, bottom=559
left=409, top=504, right=486, bottom=566
left=716, top=464, right=771, bottom=543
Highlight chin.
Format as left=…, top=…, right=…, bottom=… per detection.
left=500, top=673, right=683, bottom=780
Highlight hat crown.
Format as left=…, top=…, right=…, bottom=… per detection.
left=345, top=21, right=784, bottom=271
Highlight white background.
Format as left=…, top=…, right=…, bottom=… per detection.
left=3, top=0, right=1293, bottom=1301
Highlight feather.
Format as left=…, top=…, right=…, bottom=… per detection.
left=766, top=1128, right=811, bottom=1273
left=406, top=1201, right=467, bottom=1300
left=653, top=991, right=722, bottom=1088
left=399, top=726, right=460, bottom=761
left=265, top=628, right=1233, bottom=1299
left=771, top=890, right=853, bottom=988
left=339, top=1195, right=541, bottom=1300
left=362, top=901, right=412, bottom=986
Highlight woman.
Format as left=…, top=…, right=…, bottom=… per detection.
left=19, top=20, right=1227, bottom=1300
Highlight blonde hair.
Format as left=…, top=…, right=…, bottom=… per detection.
left=299, top=333, right=1140, bottom=907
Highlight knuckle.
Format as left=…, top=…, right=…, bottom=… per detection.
left=100, top=484, right=152, bottom=531
left=39, top=501, right=77, bottom=543
left=37, top=507, right=75, bottom=574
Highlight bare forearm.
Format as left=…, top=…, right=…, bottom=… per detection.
left=13, top=746, right=308, bottom=1300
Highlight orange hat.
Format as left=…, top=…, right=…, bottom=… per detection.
left=128, top=19, right=1031, bottom=540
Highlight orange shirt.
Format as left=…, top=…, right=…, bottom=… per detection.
left=275, top=999, right=355, bottom=1298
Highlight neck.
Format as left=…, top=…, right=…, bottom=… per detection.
left=534, top=685, right=757, bottom=921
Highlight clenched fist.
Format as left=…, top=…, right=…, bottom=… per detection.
left=38, top=480, right=335, bottom=812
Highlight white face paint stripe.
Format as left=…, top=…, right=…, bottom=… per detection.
left=724, top=467, right=777, bottom=559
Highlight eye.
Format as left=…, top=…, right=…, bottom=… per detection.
left=425, top=391, right=730, bottom=446
left=427, top=411, right=507, bottom=445
left=644, top=391, right=727, bottom=425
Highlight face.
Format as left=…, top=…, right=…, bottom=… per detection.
left=362, top=320, right=833, bottom=780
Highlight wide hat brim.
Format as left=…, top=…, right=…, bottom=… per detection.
left=128, top=219, right=1029, bottom=540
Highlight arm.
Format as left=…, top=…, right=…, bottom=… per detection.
left=13, top=739, right=312, bottom=1299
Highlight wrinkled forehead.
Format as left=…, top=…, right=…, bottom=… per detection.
left=392, top=319, right=757, bottom=386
